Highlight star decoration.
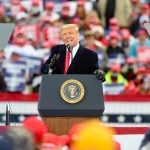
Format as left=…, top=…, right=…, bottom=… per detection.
left=101, top=115, right=109, bottom=122
left=18, top=115, right=25, bottom=122
left=1, top=115, right=6, bottom=122
left=117, top=115, right=125, bottom=123
left=133, top=115, right=142, bottom=123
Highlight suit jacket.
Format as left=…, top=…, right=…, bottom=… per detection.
left=97, top=0, right=132, bottom=27
left=41, top=44, right=99, bottom=74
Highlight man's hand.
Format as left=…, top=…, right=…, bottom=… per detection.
left=94, top=69, right=106, bottom=82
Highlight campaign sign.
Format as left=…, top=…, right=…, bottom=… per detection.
left=103, top=83, right=124, bottom=95
left=107, top=53, right=126, bottom=69
left=1, top=60, right=26, bottom=92
left=14, top=24, right=40, bottom=42
left=19, top=55, right=42, bottom=75
left=42, top=26, right=60, bottom=44
left=137, top=47, right=150, bottom=62
left=95, top=49, right=105, bottom=67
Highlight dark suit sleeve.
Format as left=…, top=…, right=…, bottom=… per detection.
left=41, top=46, right=56, bottom=74
left=89, top=51, right=99, bottom=74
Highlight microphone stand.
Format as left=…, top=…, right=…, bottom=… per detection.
left=6, top=103, right=10, bottom=126
left=48, top=54, right=60, bottom=75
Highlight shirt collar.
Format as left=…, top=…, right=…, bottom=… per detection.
left=72, top=43, right=79, bottom=57
left=66, top=43, right=79, bottom=58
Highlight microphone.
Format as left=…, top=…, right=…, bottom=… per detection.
left=66, top=44, right=73, bottom=63
left=49, top=54, right=60, bottom=69
left=66, top=44, right=73, bottom=52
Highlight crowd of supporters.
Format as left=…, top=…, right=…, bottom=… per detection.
left=0, top=116, right=122, bottom=150
left=1, top=116, right=150, bottom=150
left=0, top=0, right=150, bottom=94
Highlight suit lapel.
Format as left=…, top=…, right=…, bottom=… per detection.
left=58, top=45, right=66, bottom=73
left=67, top=45, right=84, bottom=73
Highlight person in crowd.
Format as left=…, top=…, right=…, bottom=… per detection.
left=40, top=15, right=51, bottom=28
left=93, top=26, right=109, bottom=51
left=5, top=127, right=34, bottom=150
left=82, top=30, right=107, bottom=69
left=82, top=30, right=98, bottom=51
left=4, top=31, right=37, bottom=60
left=96, top=0, right=132, bottom=29
left=16, top=12, right=29, bottom=25
left=74, top=1, right=87, bottom=30
left=23, top=116, right=48, bottom=150
left=140, top=74, right=150, bottom=94
left=11, top=0, right=26, bottom=17
left=129, top=3, right=150, bottom=35
left=0, top=72, right=7, bottom=92
left=40, top=1, right=60, bottom=26
left=105, top=63, right=128, bottom=86
left=41, top=1, right=55, bottom=17
left=85, top=10, right=102, bottom=30
left=28, top=0, right=41, bottom=24
left=106, top=31, right=125, bottom=56
left=106, top=31, right=126, bottom=71
left=105, top=17, right=120, bottom=36
left=129, top=28, right=150, bottom=59
left=121, top=57, right=137, bottom=82
left=59, top=2, right=72, bottom=24
left=130, top=0, right=142, bottom=23
left=138, top=14, right=150, bottom=29
left=124, top=66, right=147, bottom=94
left=26, top=33, right=39, bottom=49
left=41, top=24, right=105, bottom=81
left=120, top=28, right=135, bottom=54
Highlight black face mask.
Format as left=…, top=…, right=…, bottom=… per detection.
left=122, top=41, right=129, bottom=48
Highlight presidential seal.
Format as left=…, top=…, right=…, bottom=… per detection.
left=60, top=79, right=84, bottom=104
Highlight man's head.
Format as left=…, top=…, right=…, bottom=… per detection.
left=60, top=24, right=79, bottom=47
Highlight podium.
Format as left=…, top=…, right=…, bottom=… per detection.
left=38, top=74, right=104, bottom=135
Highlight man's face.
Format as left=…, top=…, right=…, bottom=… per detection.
left=61, top=27, right=79, bottom=47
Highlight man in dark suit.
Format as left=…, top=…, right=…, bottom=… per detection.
left=41, top=24, right=105, bottom=81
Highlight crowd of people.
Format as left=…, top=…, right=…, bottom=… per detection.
left=0, top=0, right=149, bottom=94
left=0, top=116, right=150, bottom=150
left=0, top=116, right=120, bottom=150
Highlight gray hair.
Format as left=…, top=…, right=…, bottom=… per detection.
left=6, top=127, right=34, bottom=150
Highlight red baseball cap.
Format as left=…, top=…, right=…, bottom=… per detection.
left=77, top=1, right=84, bottom=6
left=32, top=0, right=40, bottom=6
left=136, top=28, right=147, bottom=36
left=109, top=18, right=119, bottom=26
left=45, top=2, right=54, bottom=9
left=110, top=64, right=121, bottom=72
left=141, top=4, right=149, bottom=9
left=23, top=116, right=48, bottom=144
left=62, top=2, right=70, bottom=9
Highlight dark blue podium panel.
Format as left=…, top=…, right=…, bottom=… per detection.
left=38, top=75, right=104, bottom=117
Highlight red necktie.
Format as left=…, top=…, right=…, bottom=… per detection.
left=64, top=50, right=71, bottom=74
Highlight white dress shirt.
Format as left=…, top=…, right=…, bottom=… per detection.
left=66, top=43, right=79, bottom=65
